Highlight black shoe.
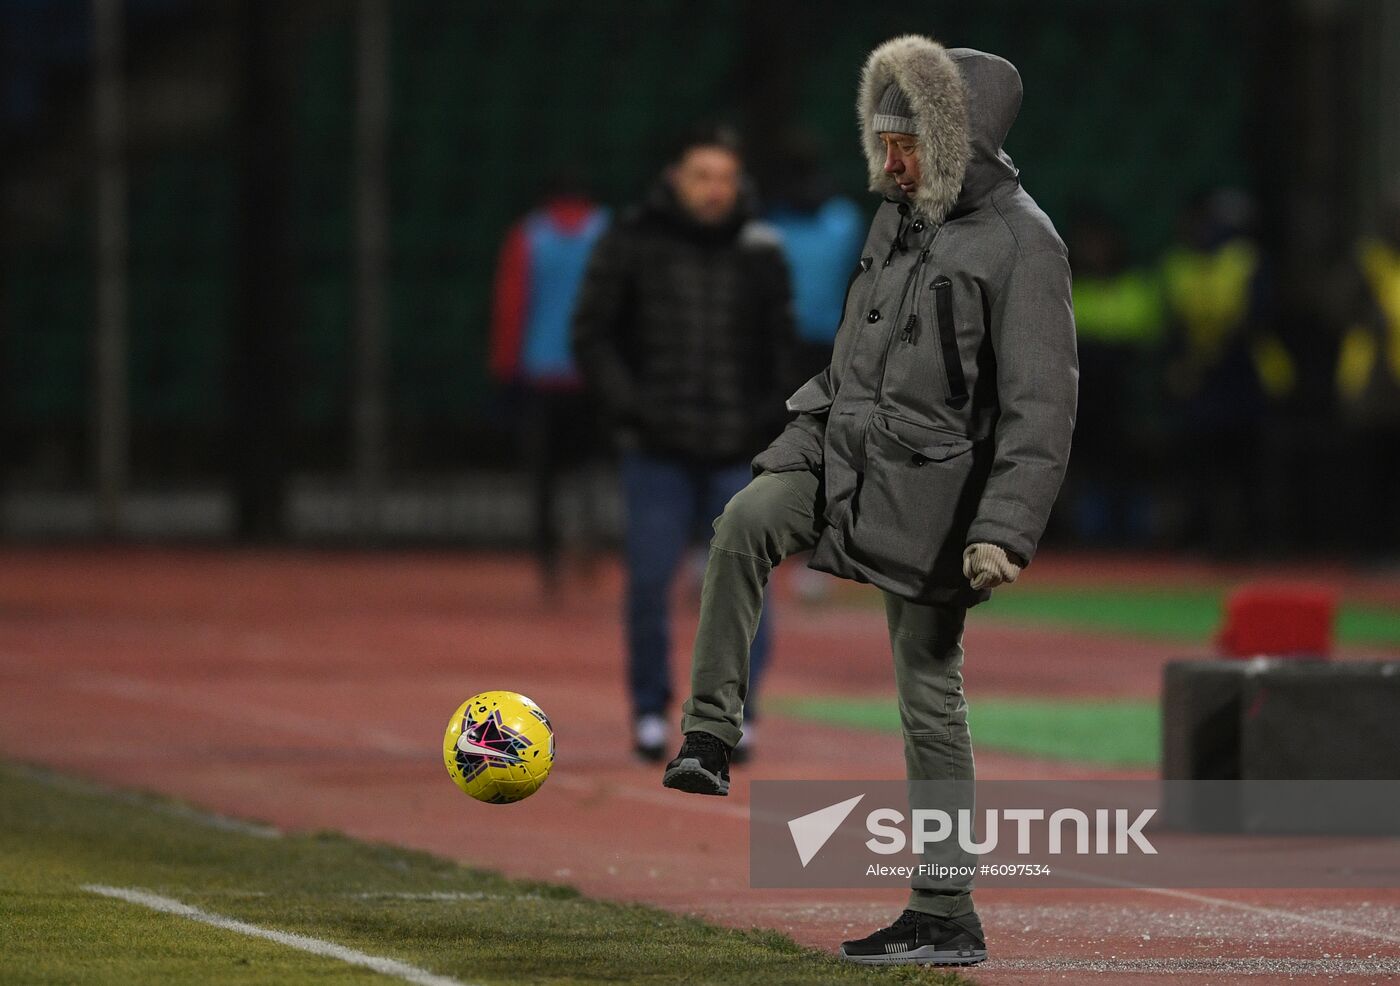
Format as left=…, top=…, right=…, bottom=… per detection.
left=839, top=909, right=986, bottom=966
left=661, top=731, right=731, bottom=796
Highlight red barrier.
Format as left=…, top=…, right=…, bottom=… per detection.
left=1216, top=583, right=1336, bottom=659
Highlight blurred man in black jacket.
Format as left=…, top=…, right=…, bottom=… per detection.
left=572, top=124, right=798, bottom=762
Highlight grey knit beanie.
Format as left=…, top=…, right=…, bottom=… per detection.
left=872, top=82, right=917, bottom=135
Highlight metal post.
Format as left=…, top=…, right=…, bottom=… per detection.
left=352, top=0, right=390, bottom=540
left=93, top=0, right=128, bottom=535
left=232, top=4, right=294, bottom=540
left=1358, top=0, right=1400, bottom=224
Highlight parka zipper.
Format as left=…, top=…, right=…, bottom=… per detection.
left=897, top=250, right=929, bottom=345
left=876, top=241, right=933, bottom=402
left=858, top=225, right=939, bottom=464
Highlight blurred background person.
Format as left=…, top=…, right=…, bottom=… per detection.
left=763, top=132, right=865, bottom=604
left=489, top=177, right=609, bottom=597
left=1334, top=185, right=1400, bottom=557
left=763, top=132, right=867, bottom=383
left=571, top=124, right=797, bottom=762
left=1160, top=189, right=1296, bottom=555
left=12, top=0, right=1395, bottom=566
left=1066, top=206, right=1166, bottom=546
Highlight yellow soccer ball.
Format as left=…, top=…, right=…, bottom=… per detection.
left=443, top=691, right=554, bottom=804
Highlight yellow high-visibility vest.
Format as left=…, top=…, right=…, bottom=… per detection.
left=1072, top=270, right=1165, bottom=346
left=1161, top=238, right=1294, bottom=398
left=1337, top=238, right=1400, bottom=401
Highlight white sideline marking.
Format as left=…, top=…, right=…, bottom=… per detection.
left=82, top=885, right=472, bottom=986
left=1055, top=866, right=1400, bottom=946
left=188, top=890, right=555, bottom=903
left=66, top=673, right=1400, bottom=948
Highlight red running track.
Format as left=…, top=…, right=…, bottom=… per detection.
left=2, top=547, right=1398, bottom=985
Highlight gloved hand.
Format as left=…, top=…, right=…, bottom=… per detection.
left=963, top=543, right=1023, bottom=591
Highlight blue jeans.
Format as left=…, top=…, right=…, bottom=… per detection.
left=621, top=450, right=773, bottom=720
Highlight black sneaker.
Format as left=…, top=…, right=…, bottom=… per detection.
left=661, top=731, right=731, bottom=796
left=839, top=909, right=986, bottom=965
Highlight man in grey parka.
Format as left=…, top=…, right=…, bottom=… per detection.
left=662, top=35, right=1078, bottom=966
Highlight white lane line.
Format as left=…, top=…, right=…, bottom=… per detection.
left=1142, top=886, right=1400, bottom=946
left=1054, top=865, right=1400, bottom=946
left=82, top=885, right=472, bottom=986
left=68, top=672, right=750, bottom=821
left=70, top=672, right=1400, bottom=949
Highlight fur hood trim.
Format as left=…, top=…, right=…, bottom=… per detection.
left=858, top=35, right=971, bottom=223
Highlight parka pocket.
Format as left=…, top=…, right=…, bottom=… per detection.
left=877, top=413, right=972, bottom=465
left=848, top=413, right=982, bottom=589
left=931, top=277, right=970, bottom=410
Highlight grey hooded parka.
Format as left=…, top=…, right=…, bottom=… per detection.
left=752, top=36, right=1079, bottom=607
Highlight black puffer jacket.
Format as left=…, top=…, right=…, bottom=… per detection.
left=571, top=179, right=798, bottom=462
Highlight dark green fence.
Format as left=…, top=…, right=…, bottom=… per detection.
left=1, top=0, right=1247, bottom=484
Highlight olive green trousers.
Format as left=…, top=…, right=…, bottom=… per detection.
left=679, top=468, right=976, bottom=918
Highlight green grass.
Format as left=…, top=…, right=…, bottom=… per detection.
left=0, top=764, right=969, bottom=986
left=775, top=695, right=1160, bottom=768
left=979, top=586, right=1225, bottom=640
left=804, top=583, right=1400, bottom=767
left=860, top=585, right=1400, bottom=648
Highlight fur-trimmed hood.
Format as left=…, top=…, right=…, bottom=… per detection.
left=858, top=36, right=1023, bottom=222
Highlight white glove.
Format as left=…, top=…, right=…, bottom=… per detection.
left=963, top=543, right=1022, bottom=591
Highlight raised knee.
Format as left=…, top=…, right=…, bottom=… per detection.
left=711, top=479, right=786, bottom=553
left=712, top=488, right=763, bottom=549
